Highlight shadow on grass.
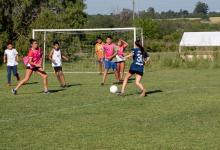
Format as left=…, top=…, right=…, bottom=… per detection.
left=23, top=82, right=39, bottom=85
left=125, top=89, right=163, bottom=97
left=66, top=83, right=82, bottom=87
left=146, top=90, right=163, bottom=95
left=48, top=89, right=67, bottom=93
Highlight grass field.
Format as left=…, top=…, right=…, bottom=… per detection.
left=1, top=67, right=220, bottom=149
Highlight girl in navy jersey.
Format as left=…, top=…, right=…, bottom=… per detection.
left=119, top=40, right=150, bottom=97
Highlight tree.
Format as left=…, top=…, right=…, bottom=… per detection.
left=0, top=0, right=87, bottom=63
left=147, top=7, right=155, bottom=18
left=134, top=18, right=159, bottom=39
left=193, top=1, right=209, bottom=15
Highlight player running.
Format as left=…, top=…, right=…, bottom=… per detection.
left=12, top=39, right=49, bottom=95
left=49, top=41, right=69, bottom=88
left=119, top=40, right=150, bottom=97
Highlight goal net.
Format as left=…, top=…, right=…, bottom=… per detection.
left=32, top=28, right=143, bottom=73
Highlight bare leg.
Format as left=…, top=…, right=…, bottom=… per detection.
left=59, top=71, right=66, bottom=86
left=121, top=72, right=133, bottom=94
left=15, top=69, right=33, bottom=91
left=114, top=70, right=119, bottom=81
left=99, top=62, right=103, bottom=74
left=116, top=63, right=121, bottom=81
left=102, top=69, right=109, bottom=84
left=135, top=74, right=146, bottom=97
left=55, top=72, right=62, bottom=86
left=36, top=68, right=48, bottom=92
left=120, top=62, right=125, bottom=80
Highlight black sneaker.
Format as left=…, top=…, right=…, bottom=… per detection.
left=11, top=89, right=17, bottom=95
left=101, top=83, right=104, bottom=86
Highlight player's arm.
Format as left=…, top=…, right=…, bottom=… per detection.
left=48, top=49, right=57, bottom=64
left=144, top=52, right=150, bottom=64
left=101, top=45, right=105, bottom=58
left=120, top=39, right=128, bottom=48
left=108, top=46, right=118, bottom=60
left=16, top=54, right=19, bottom=62
left=3, top=54, right=7, bottom=64
left=61, top=51, right=69, bottom=61
left=124, top=53, right=133, bottom=59
left=15, top=50, right=19, bottom=62
left=95, top=45, right=99, bottom=55
left=48, top=49, right=54, bottom=61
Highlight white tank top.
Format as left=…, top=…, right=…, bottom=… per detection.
left=52, top=49, right=62, bottom=67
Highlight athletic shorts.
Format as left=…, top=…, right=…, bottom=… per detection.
left=129, top=70, right=143, bottom=76
left=53, top=66, right=63, bottom=72
left=104, top=59, right=116, bottom=70
left=116, top=61, right=125, bottom=64
left=26, top=67, right=47, bottom=75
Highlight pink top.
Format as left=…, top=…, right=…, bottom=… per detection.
left=28, top=47, right=42, bottom=68
left=103, top=43, right=116, bottom=59
left=117, top=45, right=127, bottom=57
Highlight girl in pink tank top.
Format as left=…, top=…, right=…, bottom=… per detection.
left=12, top=39, right=49, bottom=95
left=116, top=39, right=128, bottom=82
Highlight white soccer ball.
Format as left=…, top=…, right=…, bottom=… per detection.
left=110, top=85, right=118, bottom=94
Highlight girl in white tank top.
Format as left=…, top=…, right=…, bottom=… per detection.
left=52, top=49, right=62, bottom=67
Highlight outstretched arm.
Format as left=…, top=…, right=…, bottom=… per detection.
left=62, top=54, right=69, bottom=61
left=124, top=53, right=133, bottom=59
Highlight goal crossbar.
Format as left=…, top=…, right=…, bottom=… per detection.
left=32, top=27, right=143, bottom=72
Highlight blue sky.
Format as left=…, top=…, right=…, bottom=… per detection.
left=85, top=0, right=220, bottom=14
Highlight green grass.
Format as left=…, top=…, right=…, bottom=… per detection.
left=1, top=68, right=220, bottom=149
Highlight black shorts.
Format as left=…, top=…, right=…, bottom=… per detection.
left=129, top=70, right=143, bottom=76
left=116, top=61, right=125, bottom=64
left=26, top=67, right=47, bottom=75
left=54, top=66, right=62, bottom=72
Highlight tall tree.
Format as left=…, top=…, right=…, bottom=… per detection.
left=193, top=1, right=209, bottom=15
left=0, top=0, right=87, bottom=59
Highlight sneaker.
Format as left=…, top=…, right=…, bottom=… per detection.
left=101, top=83, right=104, bottom=86
left=11, top=89, right=17, bottom=95
left=140, top=89, right=147, bottom=97
left=60, top=85, right=66, bottom=88
left=117, top=92, right=125, bottom=97
left=43, top=90, right=50, bottom=94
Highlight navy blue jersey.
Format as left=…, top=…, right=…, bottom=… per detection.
left=130, top=48, right=149, bottom=73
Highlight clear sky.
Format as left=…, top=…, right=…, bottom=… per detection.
left=85, top=0, right=220, bottom=14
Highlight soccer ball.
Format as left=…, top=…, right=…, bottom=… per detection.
left=110, top=85, right=118, bottom=94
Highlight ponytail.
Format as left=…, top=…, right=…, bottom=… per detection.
left=135, top=40, right=146, bottom=56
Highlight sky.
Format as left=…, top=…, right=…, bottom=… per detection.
left=85, top=0, right=220, bottom=15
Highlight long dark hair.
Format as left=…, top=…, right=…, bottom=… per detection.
left=135, top=40, right=146, bottom=56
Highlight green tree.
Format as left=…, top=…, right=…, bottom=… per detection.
left=0, top=0, right=87, bottom=63
left=134, top=18, right=159, bottom=39
left=193, top=1, right=209, bottom=16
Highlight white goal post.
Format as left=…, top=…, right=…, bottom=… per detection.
left=32, top=27, right=144, bottom=73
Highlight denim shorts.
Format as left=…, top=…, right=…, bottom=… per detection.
left=104, top=59, right=116, bottom=70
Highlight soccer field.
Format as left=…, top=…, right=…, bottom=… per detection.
left=1, top=68, right=220, bottom=149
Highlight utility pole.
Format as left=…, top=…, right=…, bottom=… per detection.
left=133, top=0, right=135, bottom=20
